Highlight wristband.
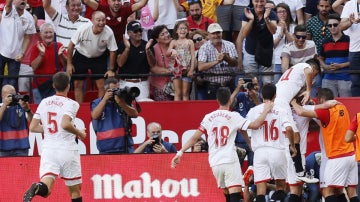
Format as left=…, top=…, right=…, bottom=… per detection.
left=25, top=109, right=31, bottom=113
left=176, top=150, right=183, bottom=157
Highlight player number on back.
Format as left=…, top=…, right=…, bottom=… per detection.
left=263, top=120, right=279, bottom=142
left=280, top=67, right=294, bottom=81
left=212, top=126, right=230, bottom=148
left=47, top=112, right=58, bottom=134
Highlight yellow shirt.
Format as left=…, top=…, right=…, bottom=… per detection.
left=181, top=0, right=223, bottom=22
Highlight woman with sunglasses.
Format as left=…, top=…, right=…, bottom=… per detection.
left=273, top=3, right=295, bottom=83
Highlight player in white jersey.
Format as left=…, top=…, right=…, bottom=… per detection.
left=23, top=72, right=86, bottom=202
left=246, top=83, right=296, bottom=202
left=275, top=58, right=321, bottom=179
left=171, top=87, right=273, bottom=202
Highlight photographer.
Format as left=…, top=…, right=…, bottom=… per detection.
left=91, top=78, right=139, bottom=154
left=0, top=85, right=32, bottom=156
left=134, top=122, right=177, bottom=154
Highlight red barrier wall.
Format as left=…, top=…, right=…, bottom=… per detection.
left=1, top=153, right=224, bottom=201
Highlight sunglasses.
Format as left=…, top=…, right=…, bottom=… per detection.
left=188, top=0, right=200, bottom=3
left=295, top=35, right=307, bottom=40
left=326, top=23, right=338, bottom=28
left=192, top=37, right=203, bottom=43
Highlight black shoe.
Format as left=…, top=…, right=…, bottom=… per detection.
left=23, top=183, right=39, bottom=202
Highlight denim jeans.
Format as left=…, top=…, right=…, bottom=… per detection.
left=349, top=52, right=360, bottom=96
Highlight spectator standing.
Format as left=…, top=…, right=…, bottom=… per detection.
left=198, top=23, right=238, bottom=100
left=216, top=0, right=246, bottom=42
left=186, top=0, right=214, bottom=32
left=319, top=13, right=351, bottom=97
left=149, top=25, right=174, bottom=101
left=166, top=21, right=195, bottom=101
left=134, top=122, right=177, bottom=153
left=171, top=87, right=274, bottom=202
left=179, top=0, right=234, bottom=23
left=0, top=85, right=32, bottom=156
left=291, top=88, right=358, bottom=202
left=273, top=0, right=304, bottom=24
left=30, top=23, right=67, bottom=103
left=246, top=83, right=297, bottom=202
left=339, top=0, right=360, bottom=96
left=306, top=0, right=332, bottom=97
left=150, top=0, right=179, bottom=34
left=84, top=0, right=149, bottom=43
left=117, top=21, right=154, bottom=101
left=272, top=3, right=295, bottom=84
left=281, top=25, right=317, bottom=74
left=91, top=78, right=139, bottom=154
left=67, top=11, right=118, bottom=103
left=43, top=0, right=91, bottom=50
left=240, top=0, right=277, bottom=85
left=23, top=72, right=86, bottom=202
left=189, top=29, right=208, bottom=100
left=0, top=0, right=36, bottom=91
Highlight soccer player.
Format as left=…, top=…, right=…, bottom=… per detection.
left=171, top=87, right=273, bottom=202
left=23, top=72, right=86, bottom=202
left=246, top=83, right=296, bottom=202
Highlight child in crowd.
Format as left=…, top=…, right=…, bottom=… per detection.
left=166, top=20, right=195, bottom=101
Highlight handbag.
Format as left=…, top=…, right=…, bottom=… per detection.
left=163, top=81, right=175, bottom=96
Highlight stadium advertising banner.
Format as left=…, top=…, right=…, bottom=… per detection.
left=1, top=153, right=224, bottom=201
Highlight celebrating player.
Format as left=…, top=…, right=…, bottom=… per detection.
left=23, top=72, right=86, bottom=202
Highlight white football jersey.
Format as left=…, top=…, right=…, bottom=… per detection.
left=34, top=95, right=80, bottom=150
left=247, top=103, right=292, bottom=151
left=292, top=105, right=315, bottom=154
left=276, top=63, right=312, bottom=104
left=199, top=110, right=250, bottom=167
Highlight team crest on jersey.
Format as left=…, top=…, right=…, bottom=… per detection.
left=117, top=17, right=122, bottom=22
left=339, top=110, right=344, bottom=116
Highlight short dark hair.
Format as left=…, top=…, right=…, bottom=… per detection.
left=216, top=87, right=231, bottom=106
left=151, top=25, right=169, bottom=40
left=306, top=58, right=322, bottom=74
left=327, top=13, right=341, bottom=22
left=53, top=72, right=70, bottom=92
left=262, top=83, right=276, bottom=100
left=189, top=0, right=202, bottom=8
left=317, top=88, right=334, bottom=101
left=294, top=24, right=306, bottom=33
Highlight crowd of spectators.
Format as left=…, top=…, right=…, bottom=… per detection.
left=0, top=0, right=358, bottom=104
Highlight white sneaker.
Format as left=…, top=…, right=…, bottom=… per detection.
left=296, top=175, right=319, bottom=184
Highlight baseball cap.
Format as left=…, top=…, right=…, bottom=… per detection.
left=207, top=23, right=223, bottom=33
left=127, top=21, right=143, bottom=32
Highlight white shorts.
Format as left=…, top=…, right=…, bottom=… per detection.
left=319, top=154, right=328, bottom=188
left=253, top=147, right=287, bottom=183
left=211, top=161, right=244, bottom=189
left=324, top=155, right=357, bottom=188
left=40, top=148, right=82, bottom=186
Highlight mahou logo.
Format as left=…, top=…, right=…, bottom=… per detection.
left=91, top=172, right=200, bottom=199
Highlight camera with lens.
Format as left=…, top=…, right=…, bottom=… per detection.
left=9, top=94, right=30, bottom=106
left=200, top=141, right=208, bottom=151
left=242, top=78, right=254, bottom=91
left=111, top=86, right=140, bottom=104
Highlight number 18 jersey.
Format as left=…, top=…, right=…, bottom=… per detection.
left=198, top=109, right=251, bottom=167
left=34, top=95, right=80, bottom=151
